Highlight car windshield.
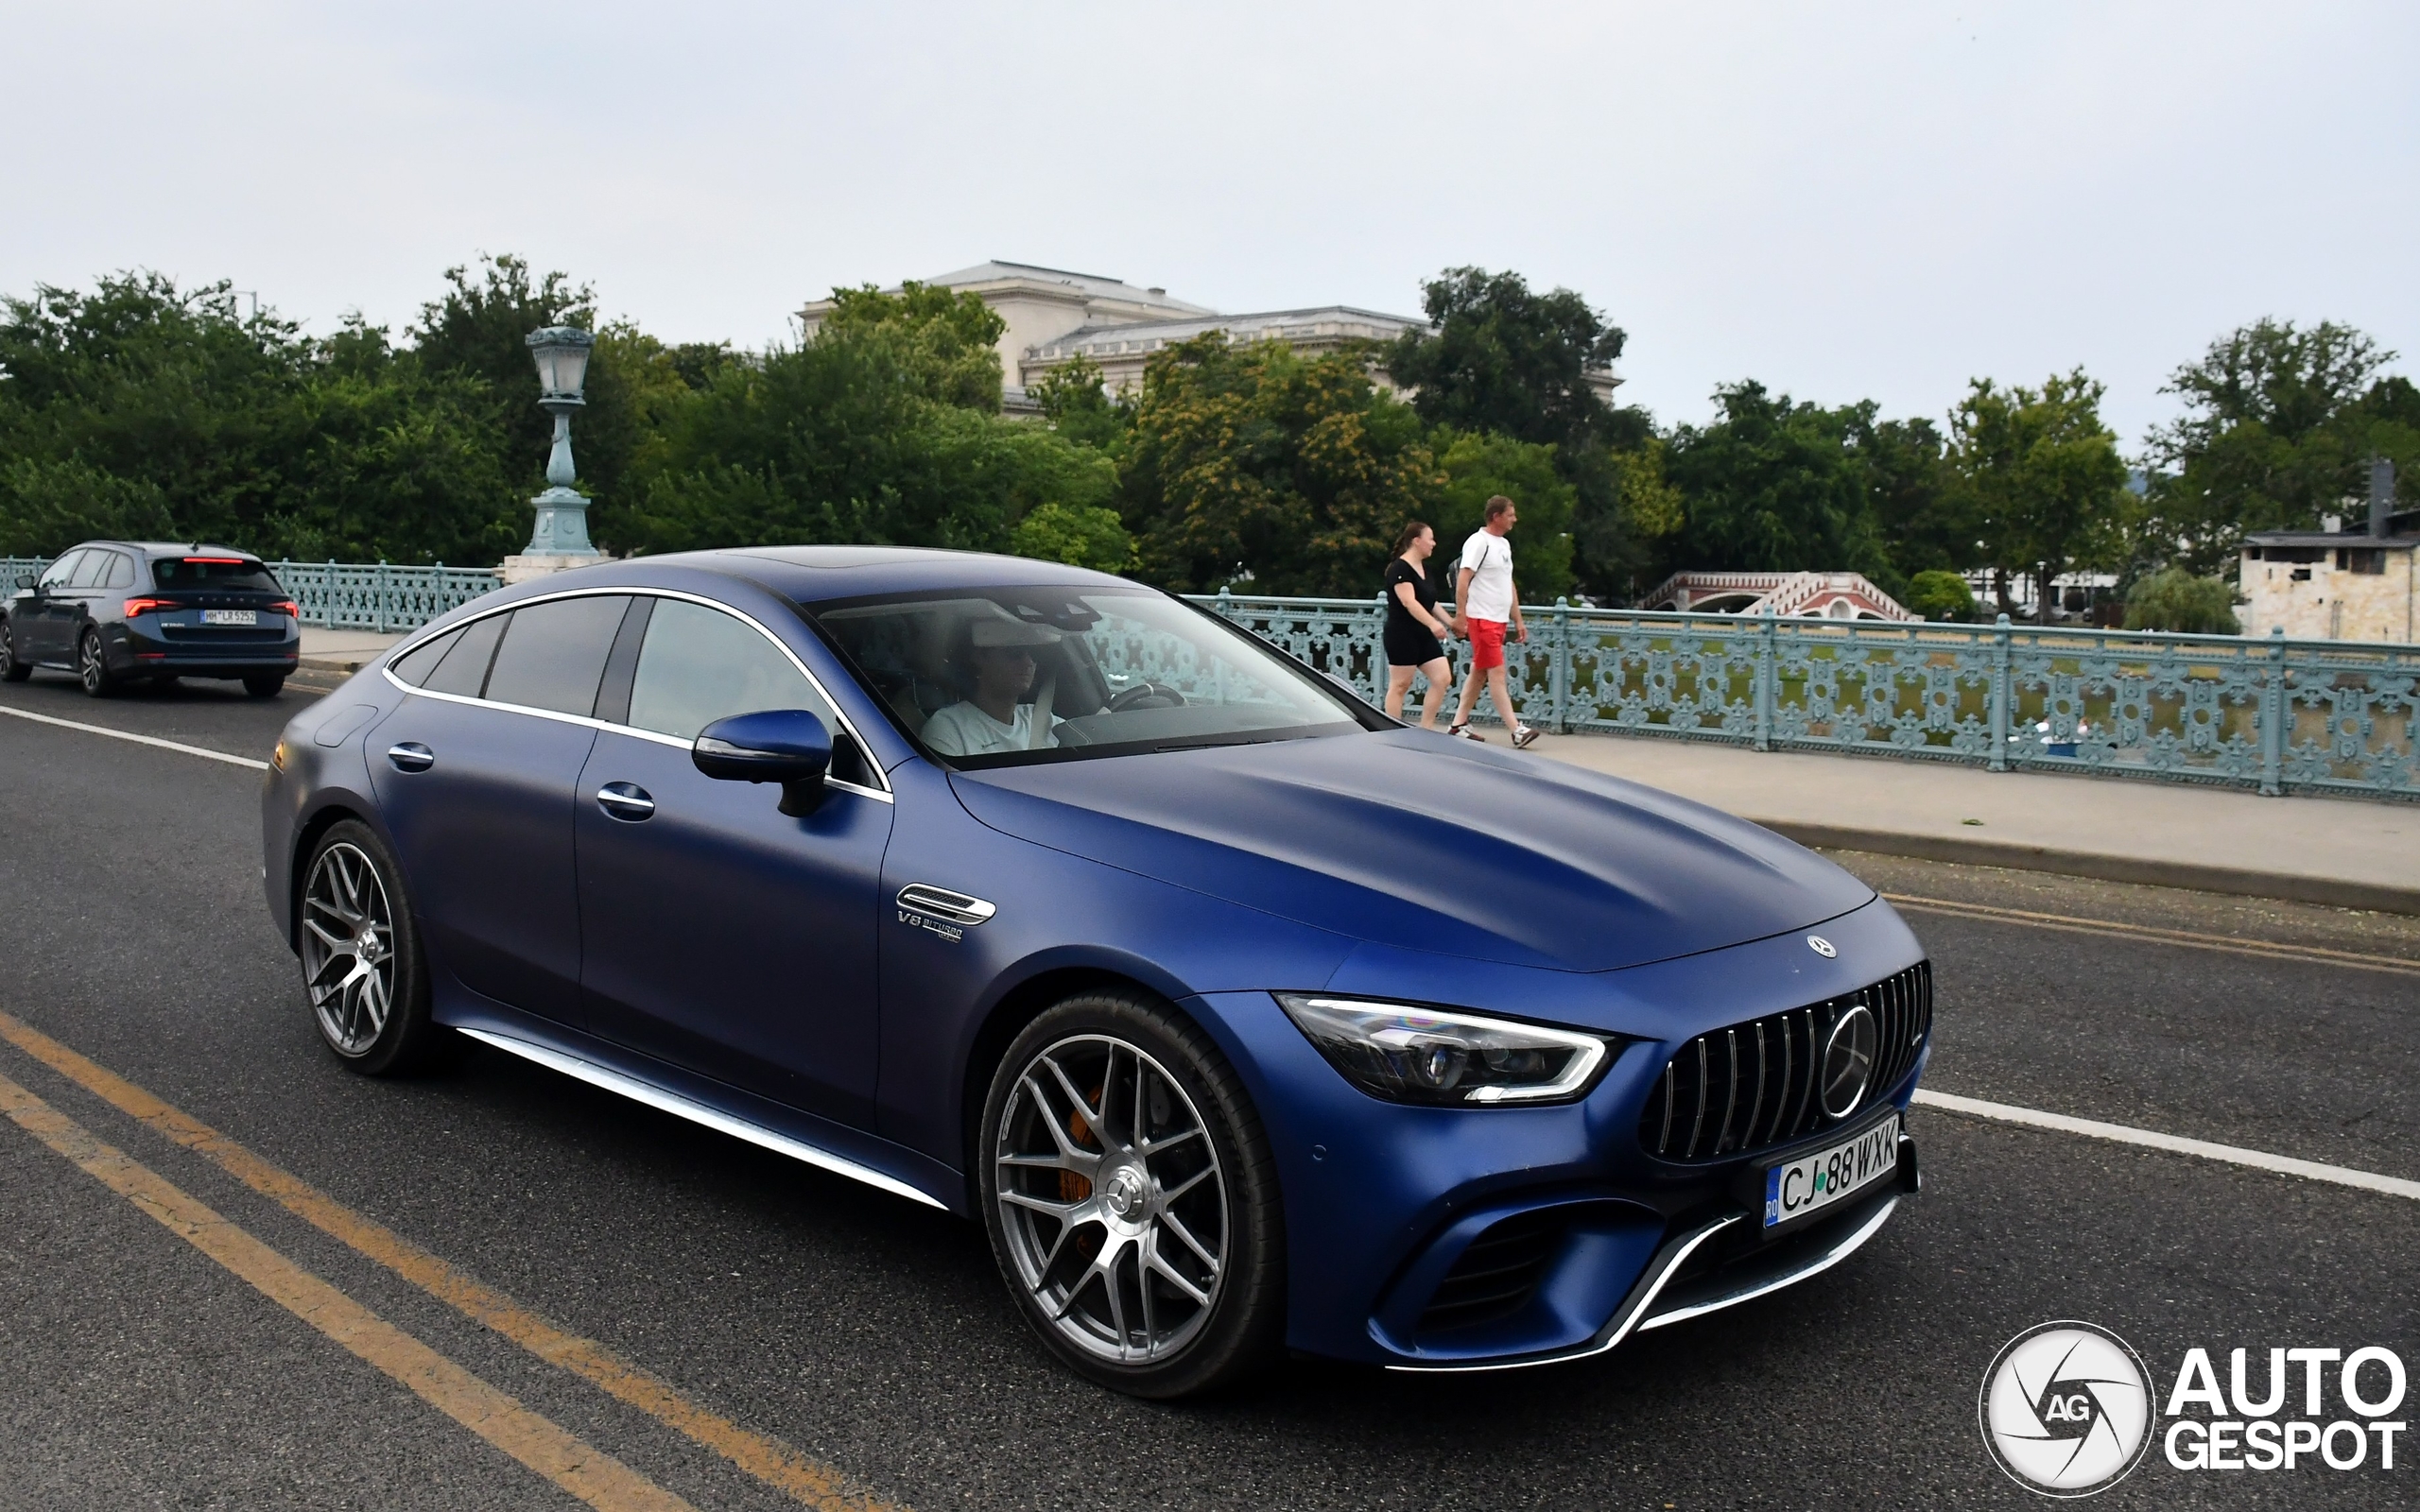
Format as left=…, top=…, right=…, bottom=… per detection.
left=151, top=557, right=282, bottom=593
left=814, top=586, right=1373, bottom=767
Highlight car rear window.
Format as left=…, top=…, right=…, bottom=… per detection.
left=151, top=557, right=282, bottom=593
left=481, top=595, right=630, bottom=716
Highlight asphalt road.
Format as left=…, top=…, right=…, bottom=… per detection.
left=1, top=666, right=2412, bottom=1511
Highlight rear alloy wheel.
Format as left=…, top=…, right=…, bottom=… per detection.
left=78, top=627, right=117, bottom=697
left=299, top=820, right=453, bottom=1074
left=244, top=674, right=285, bottom=698
left=0, top=621, right=27, bottom=681
left=980, top=992, right=1285, bottom=1398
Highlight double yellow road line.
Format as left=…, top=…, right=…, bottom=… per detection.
left=0, top=1010, right=902, bottom=1512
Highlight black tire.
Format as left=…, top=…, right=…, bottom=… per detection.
left=297, top=819, right=457, bottom=1075
left=0, top=620, right=28, bottom=681
left=78, top=627, right=117, bottom=697
left=244, top=674, right=285, bottom=698
left=978, top=990, right=1285, bottom=1399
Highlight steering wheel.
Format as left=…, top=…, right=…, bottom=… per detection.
left=1106, top=680, right=1187, bottom=713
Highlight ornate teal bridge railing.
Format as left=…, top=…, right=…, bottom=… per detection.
left=1187, top=592, right=2420, bottom=803
left=1, top=558, right=504, bottom=632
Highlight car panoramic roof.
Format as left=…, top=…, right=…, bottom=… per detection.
left=683, top=546, right=1133, bottom=606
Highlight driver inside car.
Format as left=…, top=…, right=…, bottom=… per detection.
left=921, top=614, right=1063, bottom=757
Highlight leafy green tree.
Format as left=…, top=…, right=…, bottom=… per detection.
left=2123, top=567, right=2239, bottom=634
left=1853, top=412, right=1973, bottom=575
left=1010, top=501, right=1137, bottom=573
left=0, top=272, right=516, bottom=561
left=1947, top=370, right=2129, bottom=622
left=1118, top=333, right=1442, bottom=595
left=622, top=327, right=1112, bottom=557
left=1030, top=353, right=1130, bottom=453
left=1428, top=427, right=1575, bottom=603
left=1662, top=382, right=1893, bottom=584
left=1385, top=266, right=1629, bottom=450
left=1904, top=569, right=1978, bottom=623
left=2142, top=319, right=2417, bottom=574
left=815, top=282, right=1006, bottom=412
left=1383, top=266, right=1663, bottom=601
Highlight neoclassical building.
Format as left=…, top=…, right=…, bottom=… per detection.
left=800, top=260, right=1620, bottom=412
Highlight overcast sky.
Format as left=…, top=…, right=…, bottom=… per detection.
left=8, top=2, right=2413, bottom=446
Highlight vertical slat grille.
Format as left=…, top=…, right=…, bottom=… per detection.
left=1638, top=961, right=1932, bottom=1161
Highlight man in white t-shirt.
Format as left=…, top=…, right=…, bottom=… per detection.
left=922, top=616, right=1063, bottom=757
left=1446, top=494, right=1539, bottom=747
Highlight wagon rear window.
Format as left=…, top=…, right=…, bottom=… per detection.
left=152, top=558, right=282, bottom=593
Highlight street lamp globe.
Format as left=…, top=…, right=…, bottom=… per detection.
left=512, top=325, right=604, bottom=568
left=527, top=326, right=594, bottom=402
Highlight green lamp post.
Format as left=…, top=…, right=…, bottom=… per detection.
left=520, top=326, right=602, bottom=559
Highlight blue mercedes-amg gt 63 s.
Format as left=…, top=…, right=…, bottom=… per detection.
left=262, top=547, right=1929, bottom=1398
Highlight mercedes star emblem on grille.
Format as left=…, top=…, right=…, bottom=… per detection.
left=1819, top=1005, right=1877, bottom=1118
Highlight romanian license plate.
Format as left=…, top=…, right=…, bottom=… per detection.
left=200, top=609, right=258, bottom=626
left=1763, top=1112, right=1899, bottom=1229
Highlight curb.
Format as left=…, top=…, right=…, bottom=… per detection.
left=1756, top=819, right=2420, bottom=918
left=298, top=656, right=377, bottom=677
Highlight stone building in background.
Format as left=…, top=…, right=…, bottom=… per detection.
left=800, top=260, right=1619, bottom=413
left=2238, top=461, right=2418, bottom=642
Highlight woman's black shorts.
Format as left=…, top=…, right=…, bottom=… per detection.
left=1384, top=623, right=1445, bottom=667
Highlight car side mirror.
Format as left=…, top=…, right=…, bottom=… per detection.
left=693, top=709, right=833, bottom=816
left=11, top=575, right=31, bottom=592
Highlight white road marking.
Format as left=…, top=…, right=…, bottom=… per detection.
left=0, top=704, right=268, bottom=770
left=1913, top=1089, right=2420, bottom=1201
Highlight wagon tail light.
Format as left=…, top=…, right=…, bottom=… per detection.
left=270, top=600, right=300, bottom=618
left=1275, top=995, right=1616, bottom=1106
left=123, top=596, right=177, bottom=617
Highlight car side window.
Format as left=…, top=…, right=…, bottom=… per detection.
left=40, top=552, right=88, bottom=591
left=628, top=599, right=836, bottom=740
left=389, top=627, right=464, bottom=687
left=481, top=595, right=630, bottom=716
left=100, top=554, right=134, bottom=589
left=68, top=552, right=112, bottom=589
left=421, top=613, right=508, bottom=697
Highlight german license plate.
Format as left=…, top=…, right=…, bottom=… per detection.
left=200, top=609, right=258, bottom=626
left=1763, top=1112, right=1899, bottom=1229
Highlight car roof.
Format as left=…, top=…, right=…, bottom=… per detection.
left=73, top=541, right=263, bottom=558
left=648, top=546, right=1141, bottom=606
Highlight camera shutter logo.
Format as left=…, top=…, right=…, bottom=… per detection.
left=1818, top=1005, right=1876, bottom=1119
left=1979, top=1321, right=2156, bottom=1496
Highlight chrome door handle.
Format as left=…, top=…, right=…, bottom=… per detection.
left=386, top=742, right=435, bottom=773
left=596, top=782, right=655, bottom=821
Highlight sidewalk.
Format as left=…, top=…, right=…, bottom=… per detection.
left=1530, top=731, right=2419, bottom=915
left=298, top=628, right=405, bottom=676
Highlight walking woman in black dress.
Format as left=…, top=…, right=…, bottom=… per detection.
left=1381, top=521, right=1457, bottom=729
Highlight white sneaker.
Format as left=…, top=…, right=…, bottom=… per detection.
left=1512, top=726, right=1541, bottom=748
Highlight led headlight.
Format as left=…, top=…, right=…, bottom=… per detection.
left=1275, top=994, right=1614, bottom=1107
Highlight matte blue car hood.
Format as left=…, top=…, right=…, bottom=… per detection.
left=948, top=730, right=1874, bottom=972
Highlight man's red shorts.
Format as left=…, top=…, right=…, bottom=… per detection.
left=1468, top=617, right=1508, bottom=671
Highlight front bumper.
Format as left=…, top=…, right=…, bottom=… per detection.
left=1182, top=895, right=1930, bottom=1368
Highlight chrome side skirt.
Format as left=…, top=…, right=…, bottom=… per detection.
left=456, top=1027, right=947, bottom=1211
left=1637, top=1194, right=1899, bottom=1331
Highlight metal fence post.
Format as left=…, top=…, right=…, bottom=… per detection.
left=374, top=560, right=390, bottom=634
left=1988, top=613, right=2012, bottom=772
left=2260, top=625, right=2287, bottom=797
left=1754, top=608, right=1776, bottom=752
left=1551, top=598, right=1571, bottom=733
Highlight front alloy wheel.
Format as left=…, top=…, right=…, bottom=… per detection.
left=0, top=622, right=27, bottom=681
left=298, top=821, right=451, bottom=1074
left=982, top=993, right=1284, bottom=1398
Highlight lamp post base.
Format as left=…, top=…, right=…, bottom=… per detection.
left=499, top=552, right=608, bottom=585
